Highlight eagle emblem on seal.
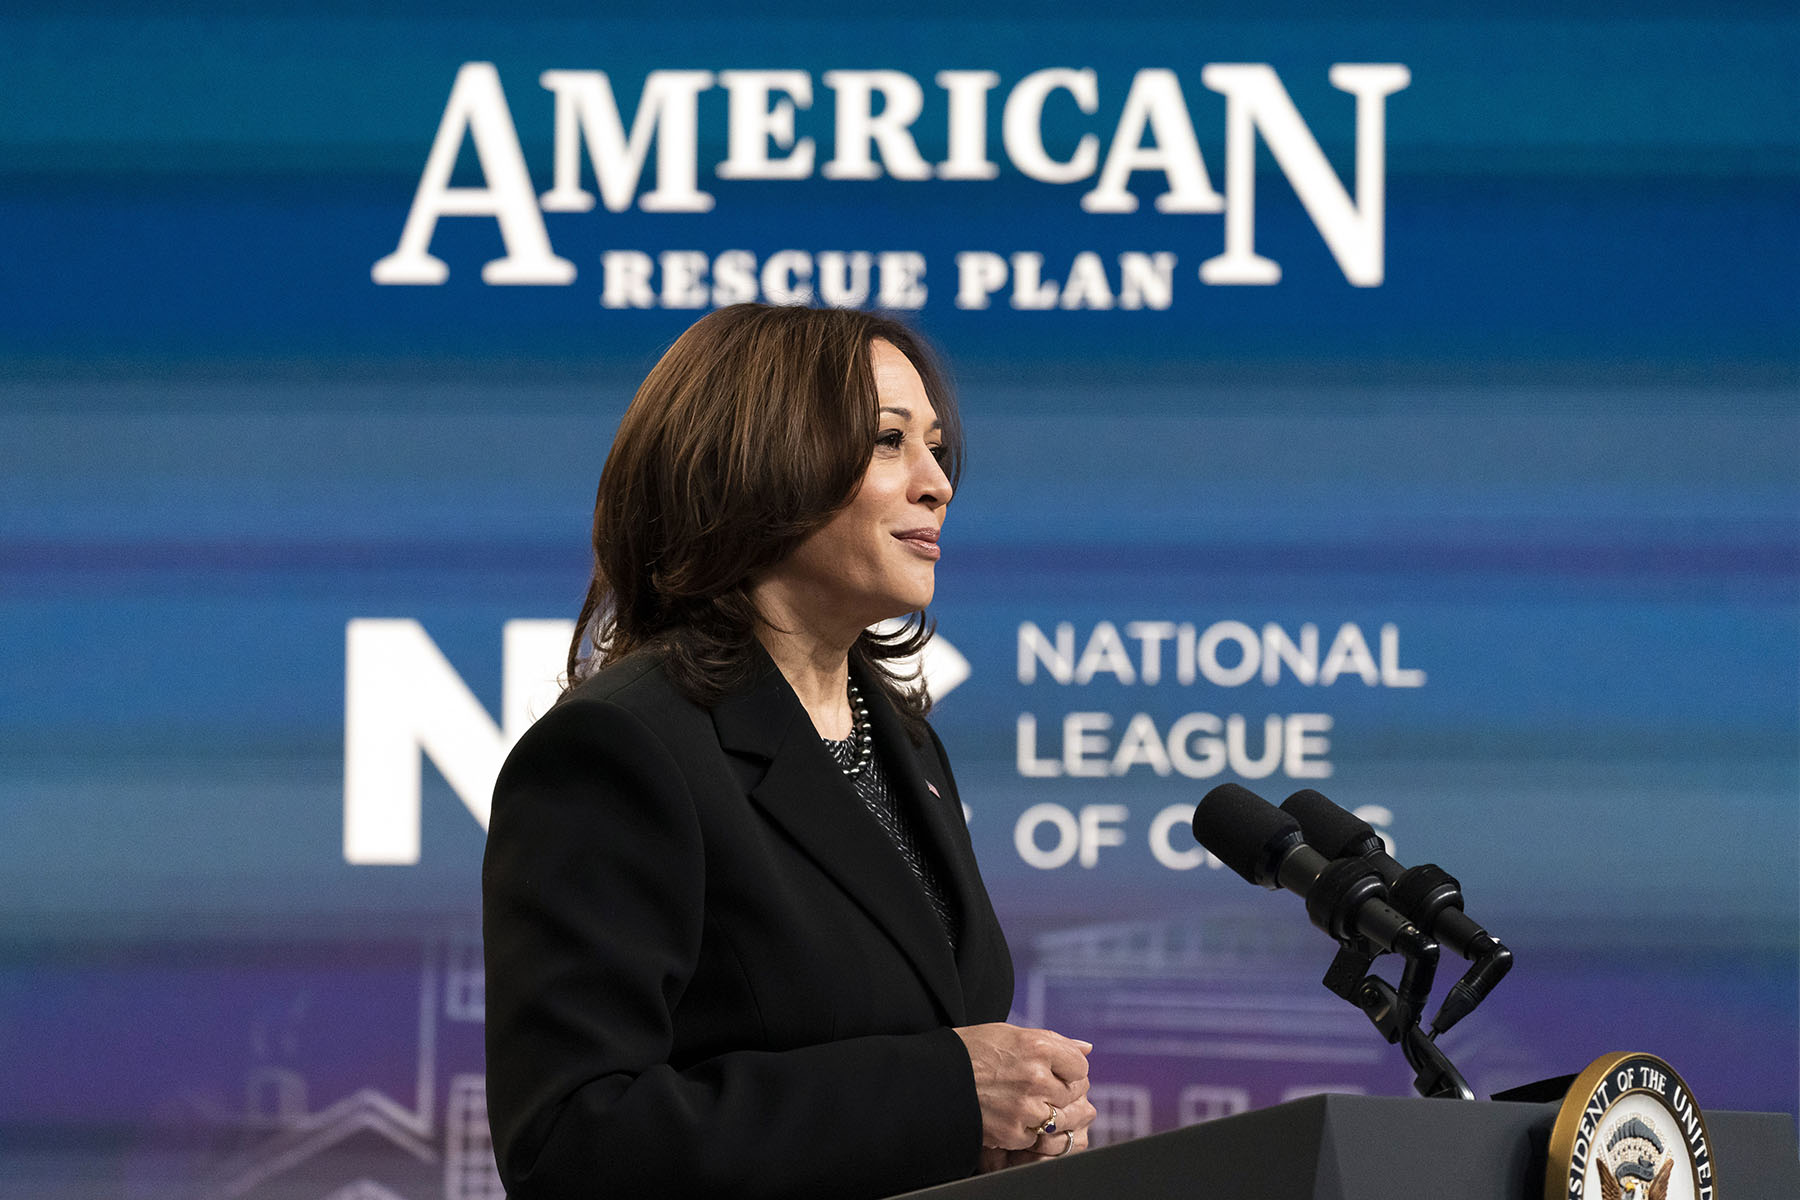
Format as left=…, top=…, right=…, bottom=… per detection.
left=1597, top=1114, right=1676, bottom=1200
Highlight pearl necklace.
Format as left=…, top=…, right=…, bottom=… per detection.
left=828, top=680, right=874, bottom=779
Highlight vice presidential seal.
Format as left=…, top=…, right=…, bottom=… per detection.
left=1545, top=1052, right=1716, bottom=1200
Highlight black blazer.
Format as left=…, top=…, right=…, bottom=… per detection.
left=482, top=648, right=1015, bottom=1199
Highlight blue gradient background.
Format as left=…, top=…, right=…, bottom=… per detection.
left=2, top=2, right=1795, bottom=1195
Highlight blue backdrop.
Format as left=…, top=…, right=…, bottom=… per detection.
left=3, top=3, right=1795, bottom=1196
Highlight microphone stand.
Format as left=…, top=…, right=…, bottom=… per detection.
left=1320, top=938, right=1475, bottom=1101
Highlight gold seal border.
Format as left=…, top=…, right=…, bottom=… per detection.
left=1543, top=1051, right=1715, bottom=1200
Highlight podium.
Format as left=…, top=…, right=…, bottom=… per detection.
left=896, top=1094, right=1800, bottom=1199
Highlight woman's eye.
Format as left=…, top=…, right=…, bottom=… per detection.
left=876, top=429, right=904, bottom=450
left=928, top=443, right=948, bottom=463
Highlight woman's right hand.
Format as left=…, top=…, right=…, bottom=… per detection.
left=952, top=1023, right=1095, bottom=1161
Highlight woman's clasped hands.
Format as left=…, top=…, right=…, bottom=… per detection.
left=952, top=1023, right=1096, bottom=1172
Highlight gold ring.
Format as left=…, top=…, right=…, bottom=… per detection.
left=1029, top=1104, right=1061, bottom=1136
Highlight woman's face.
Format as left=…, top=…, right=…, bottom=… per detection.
left=763, top=339, right=954, bottom=635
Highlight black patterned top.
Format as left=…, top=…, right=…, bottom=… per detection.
left=822, top=732, right=960, bottom=951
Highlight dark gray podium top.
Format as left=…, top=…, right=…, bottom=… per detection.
left=895, top=1094, right=1799, bottom=1200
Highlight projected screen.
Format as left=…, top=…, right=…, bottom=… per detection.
left=2, top=3, right=1794, bottom=1195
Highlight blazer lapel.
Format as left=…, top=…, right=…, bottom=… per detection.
left=712, top=657, right=966, bottom=1024
left=853, top=669, right=988, bottom=989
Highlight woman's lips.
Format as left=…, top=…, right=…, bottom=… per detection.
left=893, top=528, right=941, bottom=560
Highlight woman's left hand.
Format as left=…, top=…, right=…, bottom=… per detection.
left=976, top=1123, right=1087, bottom=1173
left=952, top=1022, right=1095, bottom=1165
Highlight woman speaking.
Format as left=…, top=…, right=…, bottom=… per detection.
left=482, top=304, right=1095, bottom=1198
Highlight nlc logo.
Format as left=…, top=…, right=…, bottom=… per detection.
left=342, top=619, right=970, bottom=865
left=371, top=61, right=1410, bottom=291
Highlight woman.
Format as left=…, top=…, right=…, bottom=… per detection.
left=482, top=304, right=1095, bottom=1199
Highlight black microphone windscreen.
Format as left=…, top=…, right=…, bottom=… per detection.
left=1192, top=783, right=1301, bottom=887
left=1281, top=788, right=1381, bottom=859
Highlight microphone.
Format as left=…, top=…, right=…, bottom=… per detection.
left=1191, top=783, right=1436, bottom=962
left=1279, top=788, right=1512, bottom=1035
left=1193, top=783, right=1476, bottom=1100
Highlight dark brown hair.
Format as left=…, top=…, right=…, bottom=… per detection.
left=563, top=304, right=964, bottom=738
